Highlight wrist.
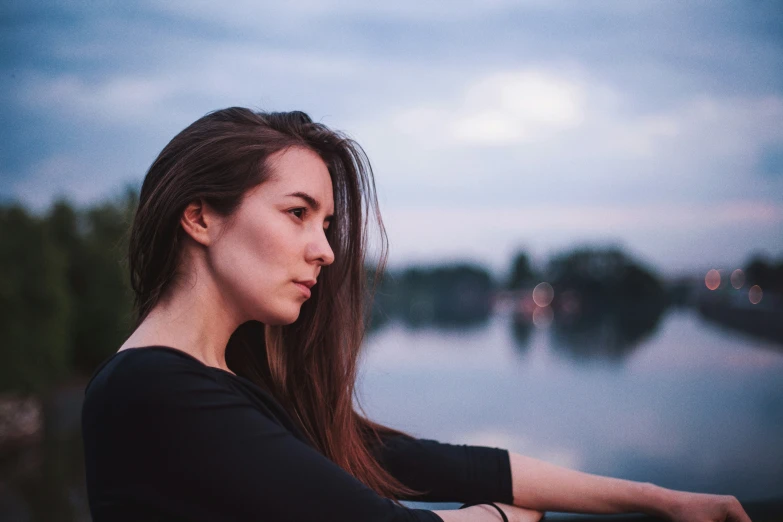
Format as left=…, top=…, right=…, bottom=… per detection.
left=476, top=504, right=498, bottom=519
left=461, top=503, right=508, bottom=522
left=639, top=482, right=680, bottom=519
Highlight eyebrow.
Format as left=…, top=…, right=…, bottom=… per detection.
left=285, top=191, right=334, bottom=220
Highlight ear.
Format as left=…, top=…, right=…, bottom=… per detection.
left=180, top=199, right=217, bottom=247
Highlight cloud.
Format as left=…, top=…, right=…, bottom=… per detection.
left=13, top=44, right=373, bottom=129
left=18, top=73, right=183, bottom=125
left=386, top=201, right=783, bottom=234
left=352, top=70, right=783, bottom=210
left=378, top=201, right=783, bottom=274
left=757, top=144, right=783, bottom=178
left=393, top=70, right=586, bottom=146
left=144, top=0, right=568, bottom=27
left=10, top=154, right=137, bottom=211
left=4, top=1, right=782, bottom=272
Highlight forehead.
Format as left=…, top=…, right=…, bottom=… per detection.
left=259, top=147, right=334, bottom=209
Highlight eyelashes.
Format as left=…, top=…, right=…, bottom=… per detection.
left=288, top=207, right=331, bottom=231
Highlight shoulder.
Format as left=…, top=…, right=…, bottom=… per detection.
left=115, top=346, right=216, bottom=379
left=81, top=347, right=296, bottom=449
left=83, top=347, right=230, bottom=414
left=81, top=347, right=288, bottom=447
left=89, top=346, right=216, bottom=383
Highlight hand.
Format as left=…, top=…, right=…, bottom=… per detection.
left=489, top=503, right=545, bottom=522
left=664, top=492, right=751, bottom=522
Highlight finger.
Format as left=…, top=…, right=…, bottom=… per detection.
left=726, top=503, right=752, bottom=522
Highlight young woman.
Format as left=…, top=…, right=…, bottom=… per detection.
left=81, top=107, right=751, bottom=522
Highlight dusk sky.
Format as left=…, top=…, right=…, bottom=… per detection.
left=3, top=1, right=782, bottom=277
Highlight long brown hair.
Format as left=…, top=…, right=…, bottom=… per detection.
left=128, top=107, right=427, bottom=502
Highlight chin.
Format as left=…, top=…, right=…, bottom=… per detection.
left=264, top=306, right=302, bottom=326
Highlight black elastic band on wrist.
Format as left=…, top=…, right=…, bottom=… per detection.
left=458, top=501, right=509, bottom=522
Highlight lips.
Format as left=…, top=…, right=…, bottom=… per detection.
left=293, top=281, right=314, bottom=298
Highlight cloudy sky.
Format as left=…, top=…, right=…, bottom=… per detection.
left=3, top=0, right=782, bottom=277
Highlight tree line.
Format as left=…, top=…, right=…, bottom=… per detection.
left=1, top=190, right=137, bottom=395
left=2, top=193, right=779, bottom=396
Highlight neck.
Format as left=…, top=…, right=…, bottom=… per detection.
left=121, top=267, right=242, bottom=374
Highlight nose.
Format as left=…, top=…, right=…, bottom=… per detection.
left=307, top=228, right=335, bottom=267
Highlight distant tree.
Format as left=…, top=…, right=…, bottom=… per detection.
left=64, top=191, right=137, bottom=376
left=745, top=255, right=783, bottom=294
left=396, top=263, right=494, bottom=327
left=0, top=205, right=72, bottom=394
left=544, top=246, right=668, bottom=359
left=365, top=264, right=393, bottom=332
left=44, top=188, right=138, bottom=379
left=507, top=251, right=535, bottom=290
left=546, top=246, right=665, bottom=306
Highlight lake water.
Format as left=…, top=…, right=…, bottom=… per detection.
left=1, top=308, right=781, bottom=520
left=357, top=308, right=783, bottom=504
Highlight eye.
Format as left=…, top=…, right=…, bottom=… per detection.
left=288, top=208, right=307, bottom=220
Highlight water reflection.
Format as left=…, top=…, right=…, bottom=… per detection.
left=359, top=310, right=783, bottom=503
left=370, top=264, right=494, bottom=331
left=511, top=315, right=533, bottom=353
left=3, top=309, right=782, bottom=521
left=549, top=304, right=668, bottom=364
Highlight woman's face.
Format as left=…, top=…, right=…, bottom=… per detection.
left=208, top=146, right=335, bottom=325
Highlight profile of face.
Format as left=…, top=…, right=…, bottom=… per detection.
left=186, top=146, right=336, bottom=325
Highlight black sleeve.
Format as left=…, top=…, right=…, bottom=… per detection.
left=369, top=433, right=514, bottom=504
left=85, top=355, right=443, bottom=522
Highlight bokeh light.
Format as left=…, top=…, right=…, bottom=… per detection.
left=532, top=305, right=554, bottom=328
left=730, top=269, right=745, bottom=289
left=749, top=285, right=763, bottom=305
left=705, top=269, right=721, bottom=291
left=532, top=282, right=554, bottom=307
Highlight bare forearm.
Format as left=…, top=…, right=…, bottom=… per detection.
left=436, top=503, right=544, bottom=522
left=509, top=451, right=673, bottom=516
left=434, top=504, right=509, bottom=522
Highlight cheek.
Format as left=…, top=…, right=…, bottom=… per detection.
left=213, top=221, right=292, bottom=295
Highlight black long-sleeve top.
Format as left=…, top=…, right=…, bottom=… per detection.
left=81, top=346, right=514, bottom=521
